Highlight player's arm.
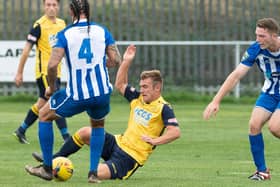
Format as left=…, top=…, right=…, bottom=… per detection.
left=114, top=45, right=136, bottom=96
left=14, top=42, right=33, bottom=87
left=15, top=23, right=40, bottom=87
left=203, top=63, right=250, bottom=120
left=46, top=47, right=65, bottom=97
left=142, top=125, right=181, bottom=146
left=106, top=44, right=122, bottom=68
left=142, top=104, right=180, bottom=146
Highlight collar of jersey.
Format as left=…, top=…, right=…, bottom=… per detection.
left=73, top=18, right=88, bottom=24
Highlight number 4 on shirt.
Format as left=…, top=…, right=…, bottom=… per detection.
left=78, top=38, right=93, bottom=64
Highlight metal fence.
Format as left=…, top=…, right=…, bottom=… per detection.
left=0, top=0, right=279, bottom=96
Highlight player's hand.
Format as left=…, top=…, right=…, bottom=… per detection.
left=45, top=86, right=55, bottom=99
left=123, top=45, right=136, bottom=63
left=203, top=101, right=220, bottom=120
left=141, top=135, right=156, bottom=145
left=14, top=73, right=23, bottom=87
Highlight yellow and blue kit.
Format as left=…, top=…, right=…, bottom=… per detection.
left=116, top=85, right=179, bottom=165
left=27, top=15, right=65, bottom=79
left=59, top=85, right=179, bottom=179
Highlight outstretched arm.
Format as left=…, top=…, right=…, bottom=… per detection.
left=203, top=63, right=250, bottom=120
left=114, top=45, right=136, bottom=96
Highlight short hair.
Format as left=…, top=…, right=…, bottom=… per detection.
left=140, top=70, right=163, bottom=87
left=256, top=18, right=280, bottom=34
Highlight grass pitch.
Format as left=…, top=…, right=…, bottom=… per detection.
left=0, top=96, right=280, bottom=187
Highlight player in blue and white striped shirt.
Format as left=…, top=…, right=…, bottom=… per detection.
left=203, top=17, right=280, bottom=181
left=25, top=0, right=121, bottom=183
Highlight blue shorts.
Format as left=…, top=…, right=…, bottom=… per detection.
left=255, top=92, right=280, bottom=113
left=49, top=89, right=110, bottom=120
left=102, top=133, right=140, bottom=179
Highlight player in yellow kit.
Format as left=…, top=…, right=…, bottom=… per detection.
left=13, top=0, right=70, bottom=144
left=31, top=45, right=181, bottom=180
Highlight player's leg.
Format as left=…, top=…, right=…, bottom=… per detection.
left=25, top=101, right=57, bottom=180
left=13, top=101, right=40, bottom=144
left=248, top=93, right=273, bottom=180
left=25, top=89, right=70, bottom=180
left=55, top=117, right=70, bottom=141
left=33, top=126, right=91, bottom=163
left=13, top=76, right=47, bottom=144
left=99, top=159, right=139, bottom=180
left=267, top=99, right=280, bottom=138
left=88, top=119, right=105, bottom=183
left=54, top=126, right=89, bottom=157
left=32, top=126, right=90, bottom=162
left=99, top=133, right=140, bottom=180
left=87, top=94, right=110, bottom=183
left=53, top=78, right=70, bottom=141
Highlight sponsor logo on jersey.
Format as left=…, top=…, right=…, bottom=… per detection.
left=134, top=107, right=152, bottom=126
left=49, top=34, right=58, bottom=47
left=241, top=51, right=249, bottom=61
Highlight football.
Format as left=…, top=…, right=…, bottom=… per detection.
left=52, top=157, right=74, bottom=181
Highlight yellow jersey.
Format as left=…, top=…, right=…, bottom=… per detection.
left=115, top=86, right=179, bottom=165
left=27, top=15, right=65, bottom=78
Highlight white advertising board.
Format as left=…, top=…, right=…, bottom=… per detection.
left=0, top=41, right=67, bottom=82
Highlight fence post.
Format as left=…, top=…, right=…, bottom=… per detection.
left=234, top=44, right=240, bottom=98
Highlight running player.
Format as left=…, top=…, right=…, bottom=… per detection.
left=13, top=0, right=70, bottom=144
left=203, top=17, right=280, bottom=181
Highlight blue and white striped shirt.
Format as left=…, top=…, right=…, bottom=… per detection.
left=54, top=19, right=115, bottom=100
left=241, top=42, right=280, bottom=95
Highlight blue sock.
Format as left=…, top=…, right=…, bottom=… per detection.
left=89, top=127, right=105, bottom=172
left=249, top=133, right=266, bottom=172
left=55, top=118, right=70, bottom=140
left=18, top=123, right=28, bottom=134
left=20, top=122, right=28, bottom=130
left=38, top=121, right=54, bottom=167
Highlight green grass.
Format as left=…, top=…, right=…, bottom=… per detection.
left=0, top=96, right=279, bottom=187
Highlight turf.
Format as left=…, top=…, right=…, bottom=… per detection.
left=0, top=97, right=279, bottom=187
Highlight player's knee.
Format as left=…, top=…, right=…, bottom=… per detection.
left=77, top=127, right=91, bottom=144
left=97, top=163, right=111, bottom=180
left=249, top=121, right=262, bottom=134
left=268, top=122, right=280, bottom=137
left=38, top=107, right=56, bottom=121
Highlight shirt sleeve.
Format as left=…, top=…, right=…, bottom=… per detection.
left=53, top=29, right=67, bottom=49
left=162, top=104, right=179, bottom=127
left=240, top=42, right=261, bottom=67
left=26, top=23, right=41, bottom=45
left=104, top=27, right=115, bottom=46
left=124, top=85, right=140, bottom=102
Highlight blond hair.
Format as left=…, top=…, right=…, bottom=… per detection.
left=140, top=70, right=163, bottom=88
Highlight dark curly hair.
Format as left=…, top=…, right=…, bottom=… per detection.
left=70, top=0, right=90, bottom=32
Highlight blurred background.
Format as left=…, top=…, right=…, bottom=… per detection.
left=0, top=0, right=279, bottom=97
